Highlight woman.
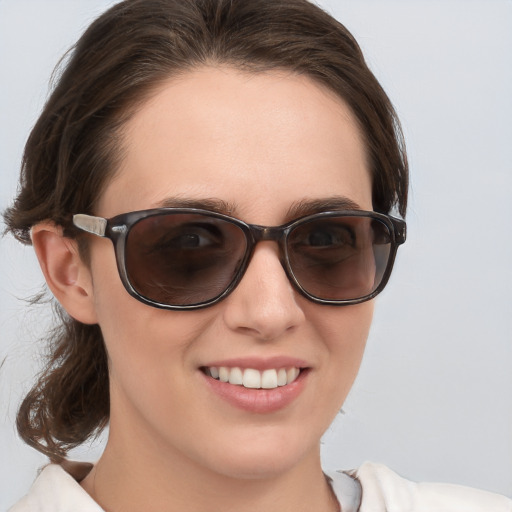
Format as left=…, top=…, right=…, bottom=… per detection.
left=4, top=0, right=511, bottom=510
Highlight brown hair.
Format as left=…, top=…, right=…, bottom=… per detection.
left=3, top=0, right=408, bottom=462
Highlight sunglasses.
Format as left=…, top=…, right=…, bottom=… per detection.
left=73, top=208, right=406, bottom=310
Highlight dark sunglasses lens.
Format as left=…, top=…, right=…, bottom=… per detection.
left=287, top=216, right=392, bottom=301
left=125, top=213, right=247, bottom=306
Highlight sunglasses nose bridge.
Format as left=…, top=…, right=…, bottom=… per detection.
left=245, top=224, right=289, bottom=273
left=248, top=224, right=288, bottom=259
left=249, top=224, right=285, bottom=242
left=236, top=224, right=291, bottom=293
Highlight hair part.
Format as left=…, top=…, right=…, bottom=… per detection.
left=3, top=0, right=408, bottom=461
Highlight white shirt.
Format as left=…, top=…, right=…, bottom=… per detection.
left=10, top=462, right=512, bottom=511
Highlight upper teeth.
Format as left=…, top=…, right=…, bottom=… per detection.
left=206, top=367, right=301, bottom=389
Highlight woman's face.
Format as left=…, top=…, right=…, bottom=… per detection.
left=87, top=66, right=374, bottom=479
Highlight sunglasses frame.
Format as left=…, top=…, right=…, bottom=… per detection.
left=73, top=208, right=406, bottom=310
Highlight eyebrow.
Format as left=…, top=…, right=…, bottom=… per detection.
left=285, top=196, right=362, bottom=221
left=154, top=197, right=238, bottom=215
left=153, top=195, right=362, bottom=221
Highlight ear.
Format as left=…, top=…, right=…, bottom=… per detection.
left=31, top=222, right=98, bottom=325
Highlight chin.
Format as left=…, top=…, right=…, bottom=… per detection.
left=197, top=431, right=319, bottom=481
left=210, top=455, right=303, bottom=481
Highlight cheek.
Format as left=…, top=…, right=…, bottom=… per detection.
left=316, top=301, right=374, bottom=400
left=88, top=242, right=203, bottom=386
left=91, top=275, right=216, bottom=444
left=322, top=300, right=374, bottom=351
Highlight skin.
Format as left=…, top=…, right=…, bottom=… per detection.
left=34, top=66, right=374, bottom=512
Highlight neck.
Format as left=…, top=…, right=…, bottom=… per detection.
left=81, top=432, right=338, bottom=512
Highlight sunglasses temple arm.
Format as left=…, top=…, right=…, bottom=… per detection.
left=391, top=218, right=407, bottom=245
left=73, top=214, right=108, bottom=237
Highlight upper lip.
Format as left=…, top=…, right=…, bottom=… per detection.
left=201, top=356, right=309, bottom=371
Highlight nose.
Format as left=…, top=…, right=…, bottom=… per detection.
left=222, top=242, right=306, bottom=341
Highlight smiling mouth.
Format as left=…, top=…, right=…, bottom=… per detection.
left=201, top=366, right=305, bottom=390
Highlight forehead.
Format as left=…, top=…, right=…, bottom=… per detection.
left=98, top=66, right=372, bottom=222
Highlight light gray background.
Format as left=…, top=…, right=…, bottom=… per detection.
left=1, top=0, right=511, bottom=509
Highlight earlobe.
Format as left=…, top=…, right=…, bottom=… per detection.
left=31, top=222, right=98, bottom=325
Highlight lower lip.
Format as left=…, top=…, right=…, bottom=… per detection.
left=201, top=370, right=308, bottom=413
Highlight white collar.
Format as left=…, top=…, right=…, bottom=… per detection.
left=12, top=463, right=361, bottom=512
left=325, top=469, right=362, bottom=512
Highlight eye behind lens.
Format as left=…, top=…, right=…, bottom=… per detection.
left=123, top=212, right=248, bottom=307
left=287, top=215, right=393, bottom=302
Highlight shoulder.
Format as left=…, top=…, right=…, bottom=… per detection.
left=342, top=462, right=512, bottom=512
left=9, top=463, right=103, bottom=512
